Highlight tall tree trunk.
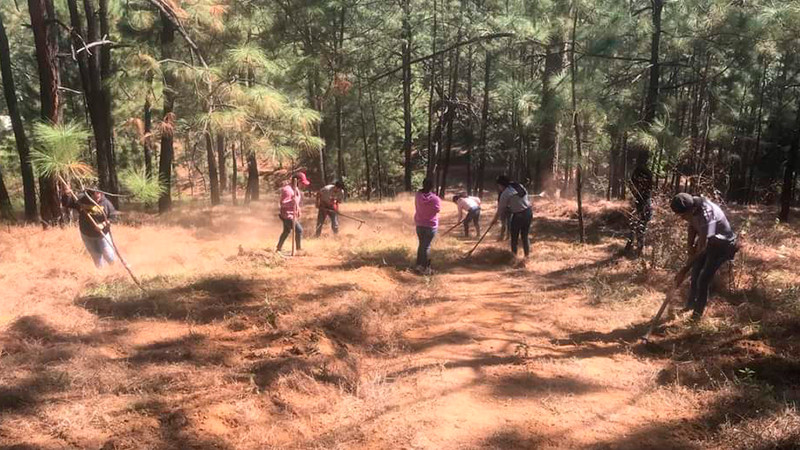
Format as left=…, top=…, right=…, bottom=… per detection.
left=231, top=140, right=238, bottom=206
left=205, top=132, right=220, bottom=205
left=368, top=82, right=383, bottom=199
left=246, top=153, right=259, bottom=202
left=28, top=0, right=61, bottom=224
left=642, top=0, right=663, bottom=128
left=534, top=36, right=564, bottom=193
left=0, top=161, right=12, bottom=221
left=425, top=0, right=438, bottom=181
left=0, top=11, right=37, bottom=221
left=143, top=76, right=154, bottom=177
left=780, top=98, right=800, bottom=222
left=748, top=60, right=768, bottom=203
left=335, top=6, right=346, bottom=180
left=217, top=135, right=226, bottom=193
left=357, top=75, right=372, bottom=200
left=570, top=4, right=585, bottom=243
left=68, top=0, right=117, bottom=203
left=465, top=47, right=473, bottom=195
left=401, top=0, right=413, bottom=190
left=477, top=51, right=492, bottom=199
left=438, top=44, right=461, bottom=197
left=158, top=12, right=176, bottom=213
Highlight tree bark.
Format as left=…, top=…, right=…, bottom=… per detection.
left=534, top=36, right=563, bottom=193
left=642, top=0, right=663, bottom=128
left=0, top=162, right=13, bottom=221
left=0, top=11, right=37, bottom=221
left=401, top=0, right=413, bottom=191
left=143, top=74, right=154, bottom=178
left=357, top=75, right=372, bottom=200
left=158, top=12, right=176, bottom=213
left=425, top=0, right=437, bottom=181
left=779, top=98, right=800, bottom=222
left=368, top=82, right=383, bottom=200
left=477, top=51, right=492, bottom=198
left=246, top=153, right=259, bottom=202
left=748, top=60, right=768, bottom=203
left=217, top=134, right=226, bottom=193
left=231, top=141, right=238, bottom=205
left=570, top=4, right=585, bottom=243
left=28, top=0, right=62, bottom=224
left=438, top=44, right=461, bottom=197
left=205, top=132, right=220, bottom=205
left=335, top=6, right=346, bottom=180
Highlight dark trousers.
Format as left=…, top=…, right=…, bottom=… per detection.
left=464, top=207, right=481, bottom=236
left=315, top=208, right=339, bottom=236
left=416, top=226, right=436, bottom=267
left=626, top=197, right=652, bottom=254
left=688, top=238, right=736, bottom=318
left=277, top=218, right=302, bottom=251
left=509, top=208, right=533, bottom=257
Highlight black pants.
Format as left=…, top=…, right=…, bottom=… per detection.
left=509, top=208, right=532, bottom=257
left=687, top=238, right=736, bottom=318
left=277, top=218, right=302, bottom=251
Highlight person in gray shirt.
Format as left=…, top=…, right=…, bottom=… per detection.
left=670, top=193, right=738, bottom=320
left=489, top=175, right=532, bottom=258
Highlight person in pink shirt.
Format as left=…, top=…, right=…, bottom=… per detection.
left=276, top=172, right=310, bottom=252
left=414, top=178, right=441, bottom=274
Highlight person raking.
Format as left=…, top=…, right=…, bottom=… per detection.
left=670, top=193, right=738, bottom=320
left=315, top=180, right=346, bottom=237
left=414, top=178, right=441, bottom=275
left=452, top=193, right=481, bottom=237
left=62, top=187, right=119, bottom=268
left=488, top=175, right=533, bottom=258
left=276, top=172, right=310, bottom=253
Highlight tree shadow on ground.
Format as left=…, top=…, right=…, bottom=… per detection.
left=76, top=276, right=266, bottom=324
left=337, top=244, right=518, bottom=274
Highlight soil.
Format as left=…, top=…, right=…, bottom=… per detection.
left=1, top=196, right=798, bottom=449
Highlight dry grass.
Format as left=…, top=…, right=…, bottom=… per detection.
left=1, top=195, right=799, bottom=449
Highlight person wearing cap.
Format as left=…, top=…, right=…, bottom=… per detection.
left=414, top=178, right=441, bottom=274
left=315, top=180, right=346, bottom=237
left=452, top=193, right=482, bottom=237
left=277, top=172, right=310, bottom=252
left=488, top=175, right=532, bottom=258
left=670, top=193, right=738, bottom=320
left=62, top=187, right=119, bottom=268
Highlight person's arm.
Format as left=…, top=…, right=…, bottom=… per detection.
left=490, top=191, right=509, bottom=226
left=675, top=223, right=710, bottom=286
left=457, top=202, right=464, bottom=222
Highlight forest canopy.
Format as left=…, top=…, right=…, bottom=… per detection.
left=0, top=0, right=799, bottom=223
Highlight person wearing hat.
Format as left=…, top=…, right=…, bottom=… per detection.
left=488, top=175, right=532, bottom=258
left=452, top=193, right=482, bottom=237
left=62, top=187, right=119, bottom=268
left=277, top=172, right=310, bottom=252
left=670, top=193, right=738, bottom=320
left=315, top=180, right=346, bottom=237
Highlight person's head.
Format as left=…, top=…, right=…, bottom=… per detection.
left=334, top=180, right=345, bottom=192
left=670, top=193, right=697, bottom=221
left=292, top=171, right=311, bottom=188
left=86, top=188, right=103, bottom=203
left=420, top=178, right=434, bottom=193
left=452, top=194, right=462, bottom=203
left=496, top=175, right=511, bottom=193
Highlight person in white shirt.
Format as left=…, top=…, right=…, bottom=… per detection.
left=315, top=180, right=345, bottom=237
left=452, top=194, right=482, bottom=237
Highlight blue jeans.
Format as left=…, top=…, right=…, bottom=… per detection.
left=277, top=218, right=302, bottom=251
left=315, top=208, right=339, bottom=236
left=416, top=226, right=437, bottom=267
left=464, top=207, right=481, bottom=236
left=687, top=238, right=736, bottom=318
left=81, top=232, right=116, bottom=268
left=509, top=208, right=532, bottom=257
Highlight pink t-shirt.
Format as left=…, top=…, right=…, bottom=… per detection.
left=279, top=185, right=302, bottom=220
left=414, top=191, right=441, bottom=228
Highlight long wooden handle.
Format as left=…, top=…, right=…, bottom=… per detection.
left=441, top=218, right=466, bottom=237
left=465, top=221, right=496, bottom=258
left=643, top=288, right=676, bottom=340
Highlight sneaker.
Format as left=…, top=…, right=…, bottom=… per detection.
left=422, top=266, right=433, bottom=276
left=413, top=265, right=425, bottom=274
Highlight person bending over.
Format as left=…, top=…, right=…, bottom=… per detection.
left=315, top=180, right=345, bottom=237
left=452, top=193, right=482, bottom=237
